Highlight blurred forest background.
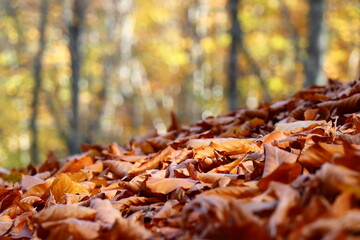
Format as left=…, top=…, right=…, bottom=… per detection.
left=0, top=0, right=359, bottom=167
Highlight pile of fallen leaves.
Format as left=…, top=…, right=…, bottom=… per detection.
left=1, top=80, right=360, bottom=240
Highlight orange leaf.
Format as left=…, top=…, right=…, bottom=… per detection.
left=57, top=154, right=94, bottom=174
left=258, top=162, right=302, bottom=191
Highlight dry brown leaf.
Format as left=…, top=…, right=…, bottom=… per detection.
left=0, top=220, right=13, bottom=236
left=19, top=196, right=42, bottom=205
left=153, top=200, right=181, bottom=219
left=293, top=210, right=360, bottom=240
left=21, top=175, right=45, bottom=191
left=268, top=182, right=300, bottom=237
left=37, top=151, right=60, bottom=173
left=90, top=199, right=121, bottom=226
left=318, top=93, right=360, bottom=114
left=258, top=162, right=302, bottom=191
left=65, top=193, right=85, bottom=205
left=182, top=195, right=270, bottom=240
left=316, top=163, right=360, bottom=197
left=41, top=218, right=100, bottom=240
left=332, top=192, right=356, bottom=217
left=196, top=173, right=238, bottom=185
left=34, top=204, right=97, bottom=223
left=262, top=131, right=288, bottom=144
left=112, top=196, right=158, bottom=212
left=263, top=143, right=298, bottom=177
left=82, top=160, right=103, bottom=173
left=193, top=139, right=260, bottom=159
left=208, top=156, right=244, bottom=173
left=117, top=155, right=147, bottom=163
left=187, top=138, right=243, bottom=149
left=299, top=142, right=344, bottom=169
left=333, top=142, right=360, bottom=171
left=103, top=160, right=132, bottom=177
left=146, top=177, right=198, bottom=194
left=23, top=177, right=54, bottom=198
left=128, top=146, right=174, bottom=175
left=196, top=185, right=259, bottom=199
left=102, top=217, right=153, bottom=240
left=0, top=190, right=21, bottom=212
left=275, top=120, right=326, bottom=133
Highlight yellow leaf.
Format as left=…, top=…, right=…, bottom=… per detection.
left=50, top=174, right=89, bottom=203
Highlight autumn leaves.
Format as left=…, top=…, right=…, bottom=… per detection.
left=0, top=79, right=360, bottom=239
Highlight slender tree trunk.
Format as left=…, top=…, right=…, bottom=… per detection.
left=305, top=0, right=326, bottom=87
left=182, top=0, right=208, bottom=122
left=30, top=0, right=49, bottom=165
left=68, top=0, right=89, bottom=153
left=228, top=0, right=240, bottom=111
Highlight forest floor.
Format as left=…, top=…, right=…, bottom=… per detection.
left=0, top=80, right=360, bottom=239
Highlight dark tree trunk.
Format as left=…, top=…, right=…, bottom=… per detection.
left=68, top=0, right=89, bottom=153
left=305, top=0, right=326, bottom=87
left=228, top=0, right=240, bottom=111
left=227, top=0, right=270, bottom=109
left=30, top=0, right=49, bottom=165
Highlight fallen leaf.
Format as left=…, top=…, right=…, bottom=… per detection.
left=262, top=143, right=298, bottom=177
left=57, top=155, right=94, bottom=174
left=299, top=142, right=344, bottom=169
left=275, top=120, right=326, bottom=133
left=34, top=204, right=97, bottom=223
left=146, top=178, right=198, bottom=194
left=49, top=173, right=89, bottom=203
left=128, top=146, right=174, bottom=175
left=41, top=218, right=100, bottom=240
left=103, top=160, right=132, bottom=177
left=90, top=199, right=121, bottom=225
left=258, top=162, right=302, bottom=191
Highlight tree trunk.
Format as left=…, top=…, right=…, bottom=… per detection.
left=305, top=0, right=326, bottom=87
left=227, top=0, right=270, bottom=109
left=182, top=0, right=208, bottom=122
left=228, top=0, right=240, bottom=111
left=68, top=0, right=89, bottom=153
left=30, top=0, right=49, bottom=165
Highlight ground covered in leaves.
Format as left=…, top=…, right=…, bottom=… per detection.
left=1, top=80, right=360, bottom=239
